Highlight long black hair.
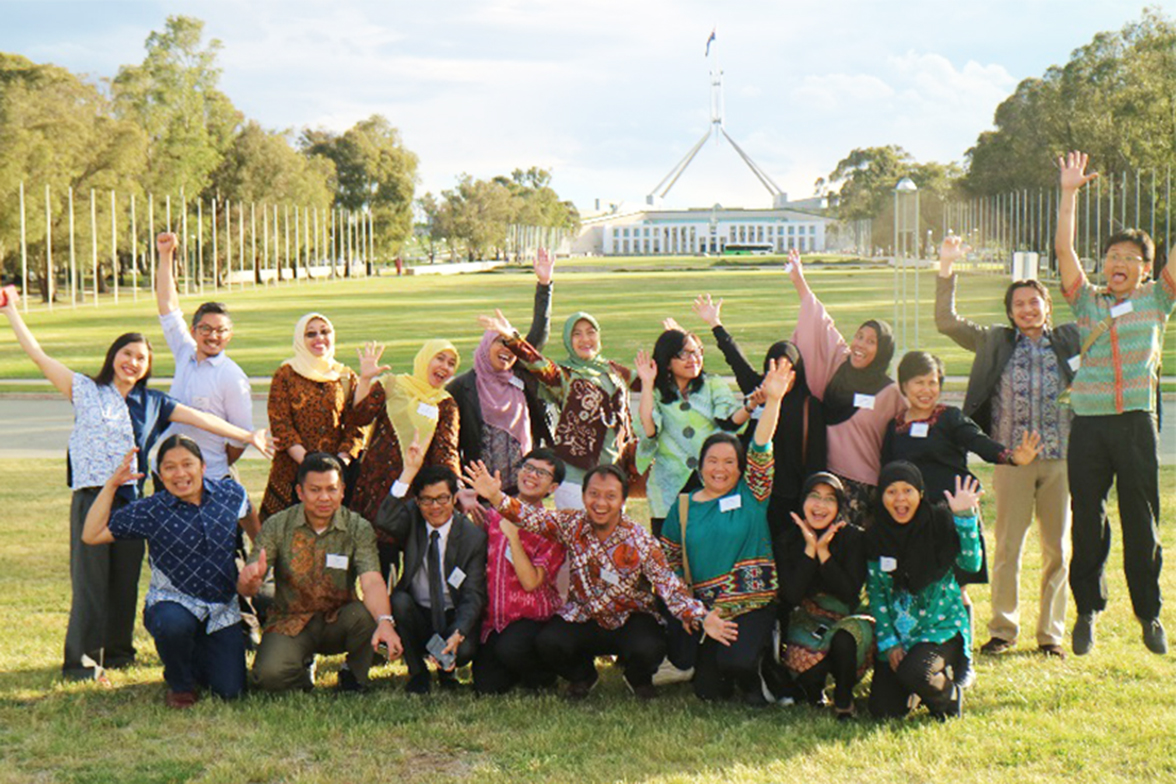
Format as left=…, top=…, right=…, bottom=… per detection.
left=652, top=329, right=706, bottom=404
left=92, top=333, right=153, bottom=389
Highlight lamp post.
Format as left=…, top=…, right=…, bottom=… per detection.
left=893, top=177, right=919, bottom=354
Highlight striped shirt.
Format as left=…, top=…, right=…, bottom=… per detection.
left=1062, top=268, right=1176, bottom=416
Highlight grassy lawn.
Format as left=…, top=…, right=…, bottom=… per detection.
left=5, top=261, right=1173, bottom=386
left=0, top=458, right=1174, bottom=783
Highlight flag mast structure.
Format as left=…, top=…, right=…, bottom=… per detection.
left=646, top=29, right=786, bottom=207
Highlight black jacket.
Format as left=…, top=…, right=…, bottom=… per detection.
left=935, top=273, right=1080, bottom=434
left=448, top=281, right=555, bottom=471
left=375, top=493, right=488, bottom=639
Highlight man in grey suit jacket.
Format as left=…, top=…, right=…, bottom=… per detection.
left=376, top=447, right=488, bottom=694
left=936, top=236, right=1080, bottom=660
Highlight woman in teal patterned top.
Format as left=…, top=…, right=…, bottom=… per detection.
left=659, top=357, right=794, bottom=705
left=634, top=328, right=751, bottom=537
left=866, top=461, right=983, bottom=720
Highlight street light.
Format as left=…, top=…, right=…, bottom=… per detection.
left=893, top=177, right=919, bottom=353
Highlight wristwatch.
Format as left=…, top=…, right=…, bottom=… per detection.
left=377, top=614, right=395, bottom=627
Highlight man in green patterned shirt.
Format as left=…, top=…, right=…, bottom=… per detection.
left=1056, top=151, right=1175, bottom=657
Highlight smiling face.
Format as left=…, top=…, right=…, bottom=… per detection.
left=1103, top=241, right=1151, bottom=297
left=700, top=441, right=741, bottom=497
left=669, top=336, right=704, bottom=383
left=848, top=325, right=879, bottom=370
left=191, top=313, right=233, bottom=359
left=296, top=469, right=344, bottom=529
left=517, top=458, right=558, bottom=504
left=901, top=370, right=941, bottom=413
left=426, top=350, right=459, bottom=388
left=158, top=446, right=205, bottom=504
left=570, top=319, right=601, bottom=361
left=417, top=480, right=456, bottom=528
left=1009, top=285, right=1049, bottom=335
left=882, top=480, right=921, bottom=524
left=583, top=471, right=625, bottom=531
left=802, top=482, right=840, bottom=529
left=113, top=341, right=151, bottom=386
left=486, top=335, right=516, bottom=372
left=303, top=318, right=333, bottom=357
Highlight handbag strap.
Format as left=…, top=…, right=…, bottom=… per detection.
left=677, top=493, right=694, bottom=590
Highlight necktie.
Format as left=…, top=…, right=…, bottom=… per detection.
left=427, top=530, right=446, bottom=636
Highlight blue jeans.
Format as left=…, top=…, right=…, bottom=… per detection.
left=143, top=601, right=246, bottom=698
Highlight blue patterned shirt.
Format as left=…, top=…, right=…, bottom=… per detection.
left=990, top=332, right=1070, bottom=460
left=108, top=477, right=249, bottom=632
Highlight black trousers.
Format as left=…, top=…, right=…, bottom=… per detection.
left=63, top=489, right=143, bottom=678
left=793, top=629, right=859, bottom=708
left=868, top=635, right=964, bottom=718
left=1068, top=412, right=1163, bottom=620
left=390, top=591, right=478, bottom=677
left=686, top=605, right=776, bottom=701
left=536, top=613, right=665, bottom=687
left=472, top=619, right=556, bottom=694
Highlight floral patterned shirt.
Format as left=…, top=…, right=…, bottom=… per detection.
left=990, top=332, right=1070, bottom=460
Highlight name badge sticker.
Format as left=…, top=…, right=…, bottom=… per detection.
left=447, top=566, right=466, bottom=589
left=326, top=553, right=349, bottom=570
left=1110, top=301, right=1134, bottom=319
left=600, top=568, right=621, bottom=587
left=853, top=393, right=876, bottom=410
left=417, top=402, right=440, bottom=420
left=1068, top=355, right=1082, bottom=372
left=880, top=556, right=898, bottom=573
left=750, top=405, right=764, bottom=420
left=504, top=543, right=515, bottom=564
left=719, top=495, right=743, bottom=513
left=509, top=375, right=525, bottom=390
left=910, top=422, right=930, bottom=438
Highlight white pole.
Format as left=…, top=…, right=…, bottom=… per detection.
left=211, top=198, right=219, bottom=290
left=45, top=184, right=54, bottom=311
left=130, top=194, right=137, bottom=301
left=181, top=187, right=189, bottom=295
left=148, top=193, right=155, bottom=296
left=226, top=199, right=233, bottom=290
left=238, top=202, right=244, bottom=291
left=251, top=202, right=257, bottom=286
left=68, top=187, right=77, bottom=307
left=111, top=190, right=118, bottom=304
left=197, top=199, right=203, bottom=294
left=19, top=181, right=28, bottom=313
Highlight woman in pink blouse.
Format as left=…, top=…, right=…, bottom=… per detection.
left=787, top=249, right=906, bottom=528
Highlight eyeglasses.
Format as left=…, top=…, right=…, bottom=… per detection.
left=675, top=348, right=704, bottom=361
left=805, top=492, right=838, bottom=506
left=519, top=462, right=554, bottom=480
left=1106, top=252, right=1145, bottom=264
left=305, top=329, right=333, bottom=339
left=196, top=325, right=232, bottom=337
left=417, top=494, right=453, bottom=507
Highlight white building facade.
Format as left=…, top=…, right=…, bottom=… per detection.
left=587, top=207, right=833, bottom=256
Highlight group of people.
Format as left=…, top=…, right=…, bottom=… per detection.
left=1, top=151, right=1170, bottom=721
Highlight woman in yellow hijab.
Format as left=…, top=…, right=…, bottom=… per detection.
left=348, top=339, right=463, bottom=536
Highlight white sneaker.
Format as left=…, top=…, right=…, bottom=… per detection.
left=651, top=657, right=694, bottom=686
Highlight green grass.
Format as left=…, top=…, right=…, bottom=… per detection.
left=7, top=262, right=1171, bottom=386
left=1, top=459, right=1175, bottom=783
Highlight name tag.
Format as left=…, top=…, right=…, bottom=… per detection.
left=447, top=566, right=466, bottom=589
left=880, top=556, right=897, bottom=573
left=600, top=568, right=621, bottom=586
left=1110, top=301, right=1134, bottom=318
left=853, top=393, right=875, bottom=410
left=504, top=543, right=515, bottom=564
left=719, top=495, right=742, bottom=513
left=326, top=553, right=349, bottom=570
left=509, top=375, right=525, bottom=390
left=417, top=402, right=440, bottom=420
left=750, top=405, right=763, bottom=420
left=1068, top=355, right=1082, bottom=372
left=910, top=422, right=929, bottom=438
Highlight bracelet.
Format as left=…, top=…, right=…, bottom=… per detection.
left=377, top=614, right=395, bottom=627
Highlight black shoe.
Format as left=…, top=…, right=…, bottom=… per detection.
left=566, top=672, right=599, bottom=701
left=1073, top=612, right=1098, bottom=656
left=954, top=656, right=976, bottom=690
left=405, top=673, right=431, bottom=695
left=437, top=669, right=460, bottom=691
left=979, top=636, right=1014, bottom=655
left=1038, top=643, right=1067, bottom=659
left=1141, top=618, right=1168, bottom=655
left=336, top=668, right=367, bottom=694
left=935, top=684, right=963, bottom=722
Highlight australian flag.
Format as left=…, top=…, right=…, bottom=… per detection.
left=705, top=29, right=716, bottom=57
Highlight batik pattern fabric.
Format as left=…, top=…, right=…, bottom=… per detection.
left=481, top=507, right=565, bottom=642
left=990, top=332, right=1070, bottom=460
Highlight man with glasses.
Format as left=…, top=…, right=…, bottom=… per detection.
left=1056, top=151, right=1176, bottom=655
left=377, top=441, right=488, bottom=694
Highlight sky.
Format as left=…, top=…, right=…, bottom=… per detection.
left=0, top=1, right=1163, bottom=213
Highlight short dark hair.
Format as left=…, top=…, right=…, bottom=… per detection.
left=897, top=351, right=945, bottom=389
left=297, top=452, right=344, bottom=485
left=1103, top=229, right=1155, bottom=265
left=1004, top=279, right=1052, bottom=328
left=191, top=302, right=232, bottom=328
left=411, top=465, right=459, bottom=496
left=93, top=333, right=153, bottom=388
left=698, top=432, right=746, bottom=477
left=156, top=434, right=204, bottom=468
left=520, top=448, right=566, bottom=485
left=582, top=464, right=629, bottom=499
left=652, top=329, right=705, bottom=404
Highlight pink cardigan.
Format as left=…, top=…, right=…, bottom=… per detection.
left=792, top=292, right=906, bottom=486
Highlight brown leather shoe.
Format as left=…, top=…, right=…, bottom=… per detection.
left=164, top=690, right=198, bottom=709
left=1038, top=644, right=1067, bottom=660
left=979, top=636, right=1014, bottom=655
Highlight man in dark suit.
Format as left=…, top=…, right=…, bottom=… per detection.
left=376, top=439, right=487, bottom=694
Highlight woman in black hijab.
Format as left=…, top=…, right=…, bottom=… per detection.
left=865, top=461, right=983, bottom=720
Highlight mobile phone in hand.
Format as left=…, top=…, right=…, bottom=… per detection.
left=427, top=633, right=456, bottom=670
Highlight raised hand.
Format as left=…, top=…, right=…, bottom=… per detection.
left=357, top=342, right=391, bottom=381
left=156, top=232, right=178, bottom=258
left=477, top=308, right=515, bottom=338
left=463, top=460, right=503, bottom=503
left=702, top=610, right=740, bottom=647
left=790, top=511, right=818, bottom=551
left=938, top=235, right=968, bottom=276
left=534, top=248, right=555, bottom=285
left=786, top=247, right=804, bottom=286
left=815, top=520, right=846, bottom=554
left=107, top=448, right=144, bottom=488
left=0, top=285, right=20, bottom=313
left=1011, top=431, right=1042, bottom=467
left=662, top=317, right=683, bottom=332
left=692, top=294, right=723, bottom=327
left=634, top=350, right=658, bottom=387
left=760, top=357, right=795, bottom=401
left=944, top=474, right=983, bottom=515
left=744, top=387, right=767, bottom=409
left=1058, top=151, right=1098, bottom=192
left=238, top=548, right=268, bottom=596
left=402, top=430, right=425, bottom=474
left=248, top=429, right=275, bottom=460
